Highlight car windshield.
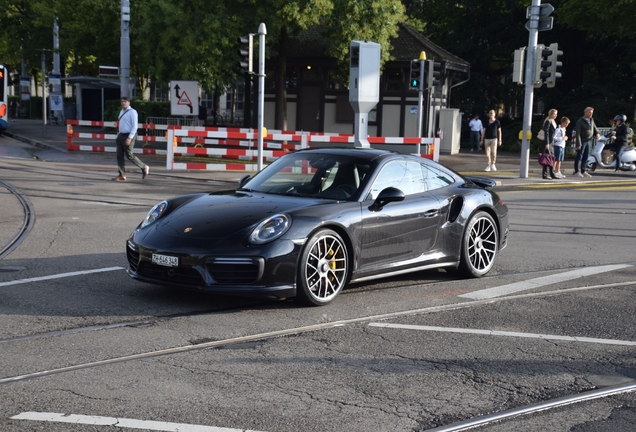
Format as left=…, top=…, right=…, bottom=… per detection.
left=240, top=153, right=372, bottom=200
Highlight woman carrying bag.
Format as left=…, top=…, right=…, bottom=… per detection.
left=539, top=109, right=558, bottom=180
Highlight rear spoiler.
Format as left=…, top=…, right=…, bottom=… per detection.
left=464, top=175, right=496, bottom=189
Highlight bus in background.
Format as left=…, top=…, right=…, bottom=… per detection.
left=0, top=65, right=7, bottom=133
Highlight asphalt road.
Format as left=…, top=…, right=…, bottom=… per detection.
left=0, top=136, right=635, bottom=432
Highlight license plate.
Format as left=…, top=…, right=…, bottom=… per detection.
left=152, top=253, right=179, bottom=267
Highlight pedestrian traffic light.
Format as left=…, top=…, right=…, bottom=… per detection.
left=238, top=34, right=253, bottom=73
left=409, top=59, right=421, bottom=90
left=512, top=47, right=526, bottom=84
left=427, top=59, right=444, bottom=89
left=533, top=44, right=552, bottom=88
left=545, top=42, right=563, bottom=88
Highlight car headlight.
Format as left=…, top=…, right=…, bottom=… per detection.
left=249, top=214, right=291, bottom=244
left=141, top=201, right=168, bottom=228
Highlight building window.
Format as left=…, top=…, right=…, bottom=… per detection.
left=302, top=66, right=321, bottom=83
left=328, top=71, right=345, bottom=90
left=153, top=82, right=169, bottom=101
left=384, top=67, right=403, bottom=92
left=286, top=67, right=298, bottom=91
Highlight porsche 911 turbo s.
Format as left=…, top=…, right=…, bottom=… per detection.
left=126, top=148, right=509, bottom=306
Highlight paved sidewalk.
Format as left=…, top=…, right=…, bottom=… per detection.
left=1, top=118, right=631, bottom=186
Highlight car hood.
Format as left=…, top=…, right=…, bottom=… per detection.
left=151, top=191, right=328, bottom=239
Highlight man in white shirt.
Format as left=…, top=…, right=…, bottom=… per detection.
left=112, top=97, right=149, bottom=181
left=468, top=114, right=483, bottom=152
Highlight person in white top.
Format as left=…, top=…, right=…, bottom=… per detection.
left=468, top=114, right=483, bottom=152
left=552, top=116, right=570, bottom=178
left=112, top=97, right=149, bottom=181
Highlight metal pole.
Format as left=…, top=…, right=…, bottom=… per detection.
left=41, top=52, right=47, bottom=137
left=416, top=57, right=425, bottom=154
left=121, top=0, right=131, bottom=98
left=519, top=0, right=541, bottom=178
left=257, top=23, right=267, bottom=172
left=53, top=18, right=61, bottom=124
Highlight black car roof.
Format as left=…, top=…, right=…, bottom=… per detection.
left=295, top=147, right=398, bottom=161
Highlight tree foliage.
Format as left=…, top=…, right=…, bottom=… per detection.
left=1, top=0, right=633, bottom=124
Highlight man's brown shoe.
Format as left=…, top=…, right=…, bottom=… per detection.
left=112, top=176, right=127, bottom=181
left=142, top=165, right=149, bottom=179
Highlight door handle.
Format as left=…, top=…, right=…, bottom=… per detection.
left=423, top=209, right=439, bottom=218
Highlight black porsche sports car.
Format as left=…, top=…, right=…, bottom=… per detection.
left=127, top=148, right=509, bottom=305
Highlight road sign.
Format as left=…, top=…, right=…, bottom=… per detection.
left=49, top=94, right=63, bottom=111
left=170, top=81, right=199, bottom=116
left=525, top=16, right=553, bottom=31
left=526, top=3, right=554, bottom=18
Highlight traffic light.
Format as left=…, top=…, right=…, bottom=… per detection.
left=409, top=59, right=421, bottom=90
left=238, top=34, right=253, bottom=73
left=427, top=59, right=444, bottom=89
left=533, top=44, right=552, bottom=88
left=545, top=42, right=563, bottom=88
left=512, top=47, right=526, bottom=84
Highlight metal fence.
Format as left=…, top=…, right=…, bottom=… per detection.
left=143, top=117, right=205, bottom=146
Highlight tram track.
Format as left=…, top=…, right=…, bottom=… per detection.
left=2, top=280, right=635, bottom=431
left=1, top=280, right=634, bottom=386
left=0, top=179, right=35, bottom=261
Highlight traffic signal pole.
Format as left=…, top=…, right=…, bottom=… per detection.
left=519, top=0, right=541, bottom=178
left=416, top=53, right=425, bottom=141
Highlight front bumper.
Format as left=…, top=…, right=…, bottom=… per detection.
left=126, top=239, right=299, bottom=299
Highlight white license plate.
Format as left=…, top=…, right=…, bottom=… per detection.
left=152, top=253, right=179, bottom=267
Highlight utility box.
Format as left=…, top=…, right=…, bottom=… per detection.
left=439, top=108, right=462, bottom=154
left=349, top=41, right=381, bottom=147
left=349, top=41, right=380, bottom=112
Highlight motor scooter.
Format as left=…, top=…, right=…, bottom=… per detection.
left=586, top=132, right=636, bottom=172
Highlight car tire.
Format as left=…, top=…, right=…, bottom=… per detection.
left=458, top=211, right=498, bottom=278
left=296, top=229, right=349, bottom=306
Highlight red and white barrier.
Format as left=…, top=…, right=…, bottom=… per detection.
left=66, top=120, right=437, bottom=171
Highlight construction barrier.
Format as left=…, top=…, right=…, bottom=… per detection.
left=65, top=120, right=438, bottom=171
left=165, top=128, right=438, bottom=171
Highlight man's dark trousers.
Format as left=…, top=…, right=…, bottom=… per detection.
left=116, top=133, right=145, bottom=178
left=574, top=141, right=591, bottom=174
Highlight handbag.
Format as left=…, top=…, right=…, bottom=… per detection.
left=538, top=150, right=554, bottom=167
left=537, top=128, right=545, bottom=141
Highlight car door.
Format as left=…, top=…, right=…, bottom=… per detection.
left=357, top=160, right=442, bottom=271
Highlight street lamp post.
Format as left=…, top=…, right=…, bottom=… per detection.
left=256, top=23, right=267, bottom=172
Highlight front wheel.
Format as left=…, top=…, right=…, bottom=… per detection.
left=587, top=161, right=597, bottom=172
left=296, top=229, right=349, bottom=306
left=458, top=211, right=498, bottom=278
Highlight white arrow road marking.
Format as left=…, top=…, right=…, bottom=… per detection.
left=10, top=412, right=266, bottom=432
left=368, top=323, right=636, bottom=346
left=458, top=264, right=632, bottom=300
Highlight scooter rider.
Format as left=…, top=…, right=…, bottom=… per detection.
left=612, top=114, right=629, bottom=172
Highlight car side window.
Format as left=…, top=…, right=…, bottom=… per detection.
left=367, top=161, right=425, bottom=200
left=421, top=164, right=455, bottom=191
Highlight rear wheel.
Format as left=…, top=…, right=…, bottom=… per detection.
left=296, top=229, right=348, bottom=306
left=458, top=211, right=498, bottom=277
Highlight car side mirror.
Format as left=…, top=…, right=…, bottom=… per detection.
left=238, top=174, right=251, bottom=188
left=368, top=187, right=405, bottom=211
